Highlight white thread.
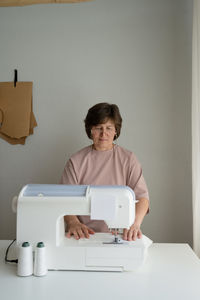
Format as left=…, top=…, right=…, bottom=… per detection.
left=34, top=242, right=47, bottom=277
left=17, top=242, right=33, bottom=277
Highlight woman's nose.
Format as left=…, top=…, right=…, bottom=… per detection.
left=100, top=128, right=107, bottom=135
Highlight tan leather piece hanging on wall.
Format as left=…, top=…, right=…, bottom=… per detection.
left=0, top=82, right=37, bottom=145
left=0, top=0, right=93, bottom=6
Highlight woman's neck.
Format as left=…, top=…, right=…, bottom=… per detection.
left=92, top=143, right=114, bottom=151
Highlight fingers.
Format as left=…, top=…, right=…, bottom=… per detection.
left=73, top=231, right=80, bottom=240
left=88, top=228, right=95, bottom=235
left=66, top=231, right=71, bottom=238
left=137, top=229, right=142, bottom=239
left=82, top=226, right=93, bottom=238
left=66, top=224, right=95, bottom=239
left=131, top=229, right=138, bottom=241
left=66, top=229, right=80, bottom=240
left=123, top=227, right=143, bottom=241
left=77, top=228, right=85, bottom=239
left=123, top=229, right=128, bottom=240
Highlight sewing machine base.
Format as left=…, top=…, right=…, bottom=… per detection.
left=46, top=233, right=152, bottom=272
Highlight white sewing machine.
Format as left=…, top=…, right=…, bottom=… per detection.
left=15, top=184, right=152, bottom=272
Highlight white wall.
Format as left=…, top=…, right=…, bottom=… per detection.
left=0, top=0, right=193, bottom=244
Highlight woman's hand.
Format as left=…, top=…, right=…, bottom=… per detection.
left=66, top=221, right=95, bottom=240
left=122, top=223, right=142, bottom=241
left=122, top=197, right=149, bottom=241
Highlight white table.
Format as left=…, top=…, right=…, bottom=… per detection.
left=1, top=240, right=200, bottom=300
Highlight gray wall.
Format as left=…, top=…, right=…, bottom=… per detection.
left=0, top=0, right=193, bottom=245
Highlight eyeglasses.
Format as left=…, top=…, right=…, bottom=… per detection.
left=91, top=126, right=116, bottom=135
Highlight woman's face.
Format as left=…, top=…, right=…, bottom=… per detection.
left=91, top=119, right=116, bottom=151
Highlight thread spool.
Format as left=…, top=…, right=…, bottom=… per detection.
left=34, top=242, right=47, bottom=277
left=17, top=242, right=33, bottom=277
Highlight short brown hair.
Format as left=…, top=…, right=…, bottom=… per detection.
left=84, top=103, right=122, bottom=140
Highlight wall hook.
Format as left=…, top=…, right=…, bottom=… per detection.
left=14, top=69, right=18, bottom=87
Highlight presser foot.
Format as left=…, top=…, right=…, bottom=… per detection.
left=103, top=236, right=124, bottom=245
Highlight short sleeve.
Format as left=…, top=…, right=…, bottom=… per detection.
left=60, top=159, right=78, bottom=185
left=127, top=153, right=149, bottom=201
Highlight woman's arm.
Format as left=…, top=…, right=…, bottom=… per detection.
left=61, top=161, right=95, bottom=239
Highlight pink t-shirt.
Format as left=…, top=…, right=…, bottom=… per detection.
left=60, top=145, right=149, bottom=232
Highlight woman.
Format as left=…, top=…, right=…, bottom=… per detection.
left=60, top=102, right=149, bottom=241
